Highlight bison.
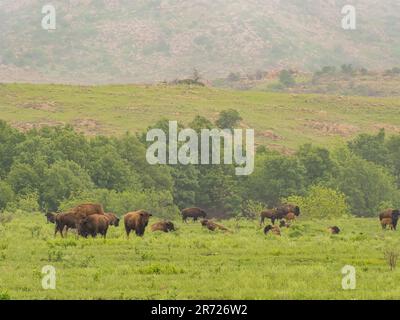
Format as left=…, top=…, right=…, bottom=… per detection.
left=54, top=212, right=81, bottom=237
left=328, top=226, right=341, bottom=234
left=124, top=210, right=152, bottom=237
left=105, top=213, right=120, bottom=227
left=272, top=204, right=300, bottom=224
left=181, top=207, right=207, bottom=223
left=260, top=209, right=277, bottom=225
left=264, top=224, right=281, bottom=236
left=200, top=219, right=231, bottom=232
left=381, top=218, right=394, bottom=230
left=151, top=220, right=176, bottom=233
left=78, top=214, right=111, bottom=238
left=67, top=203, right=105, bottom=219
left=45, top=212, right=57, bottom=224
left=379, top=209, right=400, bottom=230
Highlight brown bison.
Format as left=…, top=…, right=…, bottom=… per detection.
left=105, top=213, right=120, bottom=227
left=328, top=226, right=341, bottom=234
left=151, top=221, right=176, bottom=233
left=284, top=212, right=297, bottom=222
left=54, top=212, right=81, bottom=237
left=264, top=224, right=281, bottom=236
left=181, top=207, right=207, bottom=222
left=273, top=204, right=300, bottom=224
left=124, top=210, right=152, bottom=237
left=200, top=219, right=231, bottom=232
left=260, top=209, right=277, bottom=225
left=67, top=203, right=105, bottom=219
left=381, top=218, right=394, bottom=230
left=78, top=214, right=111, bottom=238
left=45, top=212, right=57, bottom=224
left=379, top=209, right=400, bottom=230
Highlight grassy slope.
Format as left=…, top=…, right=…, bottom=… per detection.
left=1, top=214, right=400, bottom=299
left=1, top=84, right=400, bottom=151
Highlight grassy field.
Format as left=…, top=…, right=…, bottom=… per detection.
left=1, top=213, right=400, bottom=300
left=1, top=83, right=400, bottom=152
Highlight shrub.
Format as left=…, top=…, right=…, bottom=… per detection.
left=285, top=185, right=349, bottom=219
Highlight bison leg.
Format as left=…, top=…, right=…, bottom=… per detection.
left=260, top=216, right=265, bottom=226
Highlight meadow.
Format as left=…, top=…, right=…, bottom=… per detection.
left=1, top=83, right=400, bottom=151
left=1, top=213, right=400, bottom=300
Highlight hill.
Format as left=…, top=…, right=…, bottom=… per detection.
left=1, top=83, right=400, bottom=153
left=1, top=0, right=400, bottom=83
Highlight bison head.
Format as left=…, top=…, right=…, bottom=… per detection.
left=264, top=225, right=273, bottom=234
left=200, top=219, right=209, bottom=226
left=294, top=206, right=300, bottom=216
left=165, top=221, right=175, bottom=231
left=139, top=211, right=152, bottom=226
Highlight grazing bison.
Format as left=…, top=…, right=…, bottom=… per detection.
left=105, top=213, right=120, bottom=227
left=274, top=204, right=300, bottom=223
left=264, top=224, right=281, bottom=236
left=45, top=212, right=57, bottom=224
left=181, top=207, right=207, bottom=222
left=328, top=226, right=341, bottom=234
left=151, top=221, right=176, bottom=233
left=79, top=214, right=111, bottom=238
left=379, top=209, right=400, bottom=230
left=381, top=218, right=394, bottom=230
left=124, top=210, right=152, bottom=237
left=200, top=219, right=231, bottom=232
left=260, top=209, right=277, bottom=225
left=54, top=212, right=81, bottom=237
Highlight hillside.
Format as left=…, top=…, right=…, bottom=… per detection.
left=1, top=0, right=400, bottom=83
left=1, top=83, right=400, bottom=153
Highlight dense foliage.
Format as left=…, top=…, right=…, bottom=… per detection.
left=0, top=117, right=399, bottom=218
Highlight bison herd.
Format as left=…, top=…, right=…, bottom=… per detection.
left=44, top=203, right=400, bottom=239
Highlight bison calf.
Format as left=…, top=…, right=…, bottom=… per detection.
left=200, top=219, right=231, bottom=232
left=124, top=210, right=152, bottom=237
left=264, top=225, right=281, bottom=236
left=328, top=226, right=340, bottom=234
left=151, top=221, right=176, bottom=233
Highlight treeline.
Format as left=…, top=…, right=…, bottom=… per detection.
left=0, top=117, right=399, bottom=219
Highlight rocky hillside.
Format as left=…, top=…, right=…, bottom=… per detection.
left=1, top=0, right=399, bottom=83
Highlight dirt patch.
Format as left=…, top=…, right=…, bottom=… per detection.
left=267, top=144, right=295, bottom=156
left=72, top=119, right=105, bottom=135
left=11, top=120, right=65, bottom=132
left=20, top=102, right=57, bottom=112
left=260, top=130, right=283, bottom=141
left=373, top=124, right=400, bottom=133
left=304, top=120, right=358, bottom=137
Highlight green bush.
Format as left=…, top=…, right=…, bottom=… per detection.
left=285, top=185, right=349, bottom=219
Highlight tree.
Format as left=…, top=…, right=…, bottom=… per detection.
left=7, top=162, right=40, bottom=195
left=0, top=180, right=15, bottom=210
left=88, top=144, right=142, bottom=192
left=40, top=160, right=93, bottom=211
left=279, top=70, right=295, bottom=87
left=328, top=147, right=399, bottom=216
left=348, top=129, right=390, bottom=168
left=297, top=144, right=333, bottom=186
left=216, top=109, right=242, bottom=129
left=246, top=152, right=306, bottom=206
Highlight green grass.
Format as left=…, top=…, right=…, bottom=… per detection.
left=1, top=83, right=400, bottom=151
left=1, top=213, right=400, bottom=299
